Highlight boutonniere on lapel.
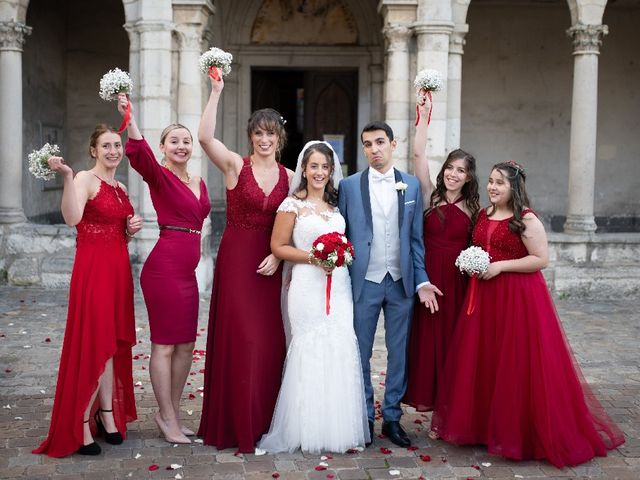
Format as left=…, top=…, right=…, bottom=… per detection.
left=395, top=181, right=408, bottom=196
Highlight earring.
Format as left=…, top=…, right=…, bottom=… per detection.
left=302, top=173, right=306, bottom=178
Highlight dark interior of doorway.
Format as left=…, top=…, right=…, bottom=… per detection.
left=251, top=68, right=358, bottom=175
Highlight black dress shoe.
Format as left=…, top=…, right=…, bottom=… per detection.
left=366, top=420, right=374, bottom=447
left=95, top=409, right=123, bottom=445
left=381, top=421, right=411, bottom=447
left=77, top=441, right=101, bottom=455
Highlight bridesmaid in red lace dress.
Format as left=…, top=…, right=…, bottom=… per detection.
left=404, top=95, right=479, bottom=425
left=118, top=95, right=211, bottom=444
left=198, top=70, right=292, bottom=452
left=432, top=161, right=625, bottom=467
left=33, top=125, right=141, bottom=457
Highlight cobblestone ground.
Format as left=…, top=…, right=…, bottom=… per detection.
left=1, top=285, right=638, bottom=479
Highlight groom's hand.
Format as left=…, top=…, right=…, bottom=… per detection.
left=418, top=283, right=443, bottom=314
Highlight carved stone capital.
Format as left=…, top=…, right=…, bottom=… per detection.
left=567, top=23, right=608, bottom=55
left=412, top=20, right=454, bottom=37
left=174, top=24, right=203, bottom=50
left=449, top=28, right=468, bottom=55
left=383, top=24, right=412, bottom=52
left=0, top=21, right=32, bottom=51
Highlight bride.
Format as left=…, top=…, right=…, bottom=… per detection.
left=257, top=141, right=370, bottom=453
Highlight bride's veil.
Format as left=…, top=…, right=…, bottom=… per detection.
left=281, top=140, right=344, bottom=346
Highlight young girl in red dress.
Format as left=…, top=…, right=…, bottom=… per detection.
left=197, top=71, right=293, bottom=452
left=33, top=125, right=141, bottom=457
left=432, top=161, right=625, bottom=467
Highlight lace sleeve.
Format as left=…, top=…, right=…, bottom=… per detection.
left=277, top=197, right=299, bottom=215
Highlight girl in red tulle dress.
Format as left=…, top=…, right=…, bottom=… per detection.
left=33, top=125, right=140, bottom=457
left=404, top=94, right=480, bottom=419
left=432, top=161, right=625, bottom=467
left=197, top=71, right=292, bottom=451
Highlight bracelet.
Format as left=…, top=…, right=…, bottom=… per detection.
left=308, top=251, right=315, bottom=265
left=125, top=229, right=135, bottom=238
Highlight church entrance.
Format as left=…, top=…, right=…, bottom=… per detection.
left=251, top=68, right=358, bottom=175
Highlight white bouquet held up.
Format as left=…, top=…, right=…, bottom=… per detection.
left=199, top=47, right=233, bottom=80
left=28, top=143, right=60, bottom=181
left=455, top=246, right=491, bottom=276
left=413, top=69, right=443, bottom=126
left=99, top=68, right=133, bottom=101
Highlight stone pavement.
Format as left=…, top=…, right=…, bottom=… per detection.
left=1, top=285, right=639, bottom=480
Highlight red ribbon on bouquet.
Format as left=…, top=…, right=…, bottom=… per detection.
left=466, top=276, right=478, bottom=315
left=117, top=95, right=131, bottom=134
left=325, top=273, right=332, bottom=316
left=208, top=66, right=221, bottom=81
left=415, top=91, right=433, bottom=126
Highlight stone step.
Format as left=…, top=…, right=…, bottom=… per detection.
left=544, top=263, right=640, bottom=299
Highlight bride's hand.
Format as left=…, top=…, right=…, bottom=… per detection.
left=257, top=253, right=281, bottom=276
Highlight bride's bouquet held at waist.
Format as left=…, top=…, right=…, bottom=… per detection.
left=455, top=245, right=491, bottom=276
left=309, top=232, right=355, bottom=315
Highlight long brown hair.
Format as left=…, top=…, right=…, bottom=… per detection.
left=428, top=149, right=480, bottom=224
left=487, top=160, right=530, bottom=234
left=247, top=108, right=288, bottom=161
left=292, top=143, right=338, bottom=206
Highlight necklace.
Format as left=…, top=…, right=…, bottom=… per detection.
left=165, top=166, right=191, bottom=184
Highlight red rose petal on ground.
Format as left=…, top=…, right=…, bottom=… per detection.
left=345, top=448, right=358, bottom=454
left=148, top=464, right=159, bottom=471
left=199, top=369, right=205, bottom=373
left=380, top=447, right=392, bottom=454
left=327, top=475, right=335, bottom=479
left=188, top=393, right=196, bottom=400
left=133, top=355, right=140, bottom=360
left=441, top=456, right=448, bottom=463
left=377, top=434, right=386, bottom=439
left=413, top=419, right=422, bottom=424
left=5, top=369, right=12, bottom=373
left=420, top=455, right=431, bottom=462
left=315, top=465, right=327, bottom=471
left=234, top=449, right=241, bottom=456
left=44, top=338, right=51, bottom=342
left=406, top=446, right=419, bottom=451
left=326, top=455, right=333, bottom=459
left=380, top=371, right=386, bottom=376
left=472, top=464, right=480, bottom=470
left=272, top=473, right=280, bottom=478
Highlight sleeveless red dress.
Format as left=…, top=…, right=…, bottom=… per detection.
left=126, top=138, right=211, bottom=344
left=33, top=180, right=137, bottom=457
left=432, top=209, right=625, bottom=467
left=199, top=157, right=288, bottom=452
left=404, top=199, right=470, bottom=411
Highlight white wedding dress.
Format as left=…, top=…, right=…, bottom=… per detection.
left=258, top=197, right=370, bottom=453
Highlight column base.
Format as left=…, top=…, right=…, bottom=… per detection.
left=0, top=208, right=26, bottom=224
left=563, top=214, right=597, bottom=234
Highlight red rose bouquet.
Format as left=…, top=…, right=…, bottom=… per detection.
left=309, top=231, right=355, bottom=315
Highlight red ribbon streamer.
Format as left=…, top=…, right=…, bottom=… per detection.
left=414, top=91, right=434, bottom=127
left=466, top=276, right=478, bottom=315
left=325, top=273, right=332, bottom=316
left=208, top=66, right=221, bottom=81
left=117, top=97, right=131, bottom=134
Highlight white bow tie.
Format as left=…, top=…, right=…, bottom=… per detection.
left=371, top=170, right=395, bottom=183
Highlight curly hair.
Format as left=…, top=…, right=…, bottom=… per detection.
left=487, top=160, right=531, bottom=234
left=292, top=143, right=338, bottom=206
left=428, top=149, right=481, bottom=225
left=247, top=108, right=288, bottom=161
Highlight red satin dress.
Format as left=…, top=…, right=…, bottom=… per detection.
left=33, top=180, right=137, bottom=457
left=199, top=157, right=288, bottom=452
left=404, top=199, right=471, bottom=411
left=126, top=138, right=211, bottom=344
left=432, top=209, right=625, bottom=467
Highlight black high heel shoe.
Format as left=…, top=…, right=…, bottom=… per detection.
left=94, top=409, right=123, bottom=445
left=77, top=419, right=101, bottom=455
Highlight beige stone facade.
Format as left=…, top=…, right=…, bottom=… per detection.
left=0, top=0, right=638, bottom=295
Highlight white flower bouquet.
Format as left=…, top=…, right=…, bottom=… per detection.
left=199, top=47, right=233, bottom=77
left=414, top=69, right=443, bottom=94
left=99, top=68, right=133, bottom=101
left=455, top=246, right=491, bottom=276
left=28, top=143, right=60, bottom=181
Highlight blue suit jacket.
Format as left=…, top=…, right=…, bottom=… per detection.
left=338, top=167, right=429, bottom=302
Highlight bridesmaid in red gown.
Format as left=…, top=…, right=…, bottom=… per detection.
left=432, top=161, right=625, bottom=467
left=118, top=95, right=211, bottom=444
left=198, top=70, right=291, bottom=452
left=33, top=125, right=140, bottom=457
left=404, top=95, right=480, bottom=420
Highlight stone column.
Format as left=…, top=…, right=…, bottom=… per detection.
left=0, top=21, right=31, bottom=224
left=446, top=27, right=467, bottom=153
left=382, top=25, right=413, bottom=172
left=563, top=23, right=608, bottom=234
left=413, top=20, right=453, bottom=166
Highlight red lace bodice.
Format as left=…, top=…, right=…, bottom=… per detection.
left=471, top=209, right=532, bottom=262
left=76, top=181, right=134, bottom=247
left=225, top=157, right=289, bottom=231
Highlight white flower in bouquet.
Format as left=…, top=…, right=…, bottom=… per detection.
left=455, top=245, right=491, bottom=276
left=199, top=47, right=233, bottom=76
left=99, top=68, right=133, bottom=101
left=414, top=69, right=443, bottom=93
left=28, top=143, right=59, bottom=181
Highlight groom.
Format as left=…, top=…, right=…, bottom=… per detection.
left=338, top=122, right=441, bottom=448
